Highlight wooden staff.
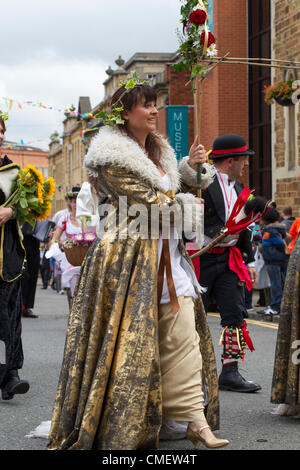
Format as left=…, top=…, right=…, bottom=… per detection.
left=190, top=230, right=228, bottom=259
left=193, top=0, right=209, bottom=199
left=193, top=76, right=203, bottom=199
left=200, top=57, right=300, bottom=70
left=208, top=56, right=300, bottom=65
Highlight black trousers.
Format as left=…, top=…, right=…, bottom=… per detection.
left=40, top=266, right=50, bottom=288
left=199, top=251, right=248, bottom=327
left=0, top=277, right=24, bottom=385
left=21, top=235, right=40, bottom=309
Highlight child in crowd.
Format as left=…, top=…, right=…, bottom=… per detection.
left=260, top=208, right=287, bottom=316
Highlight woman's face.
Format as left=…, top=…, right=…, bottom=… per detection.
left=69, top=198, right=77, bottom=211
left=124, top=97, right=158, bottom=135
left=0, top=125, right=5, bottom=146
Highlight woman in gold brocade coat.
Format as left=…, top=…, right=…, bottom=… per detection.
left=271, top=234, right=300, bottom=417
left=48, top=82, right=228, bottom=450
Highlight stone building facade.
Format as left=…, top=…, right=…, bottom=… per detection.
left=48, top=98, right=91, bottom=214
left=272, top=0, right=300, bottom=216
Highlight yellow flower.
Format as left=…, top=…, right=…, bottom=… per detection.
left=23, top=164, right=44, bottom=185
left=19, top=167, right=34, bottom=186
left=44, top=177, right=56, bottom=197
left=36, top=182, right=44, bottom=204
left=35, top=201, right=52, bottom=221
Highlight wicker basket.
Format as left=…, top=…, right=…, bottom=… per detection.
left=64, top=245, right=90, bottom=266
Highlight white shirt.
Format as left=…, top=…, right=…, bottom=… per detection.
left=76, top=181, right=99, bottom=235
left=157, top=174, right=198, bottom=303
left=203, top=171, right=239, bottom=248
left=52, top=208, right=69, bottom=226
left=203, top=170, right=255, bottom=267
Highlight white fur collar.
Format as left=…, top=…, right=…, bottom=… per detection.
left=84, top=126, right=181, bottom=193
left=0, top=165, right=19, bottom=200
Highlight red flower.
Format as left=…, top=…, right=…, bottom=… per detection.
left=189, top=9, right=207, bottom=25
left=201, top=31, right=215, bottom=47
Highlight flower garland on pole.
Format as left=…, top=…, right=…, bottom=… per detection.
left=173, top=0, right=216, bottom=198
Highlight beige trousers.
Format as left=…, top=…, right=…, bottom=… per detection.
left=158, top=296, right=205, bottom=422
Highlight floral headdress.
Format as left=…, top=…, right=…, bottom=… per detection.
left=0, top=110, right=9, bottom=122
left=95, top=72, right=149, bottom=127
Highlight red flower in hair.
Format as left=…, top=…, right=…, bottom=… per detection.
left=201, top=31, right=215, bottom=47
left=189, top=9, right=207, bottom=25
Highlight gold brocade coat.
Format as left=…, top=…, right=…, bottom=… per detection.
left=271, top=236, right=300, bottom=406
left=48, top=127, right=219, bottom=450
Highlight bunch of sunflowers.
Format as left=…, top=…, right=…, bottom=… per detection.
left=5, top=164, right=56, bottom=226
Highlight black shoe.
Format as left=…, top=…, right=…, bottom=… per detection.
left=1, top=370, right=30, bottom=400
left=218, top=362, right=261, bottom=393
left=22, top=309, right=38, bottom=318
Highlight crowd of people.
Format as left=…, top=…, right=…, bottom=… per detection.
left=245, top=205, right=300, bottom=318
left=0, top=77, right=300, bottom=451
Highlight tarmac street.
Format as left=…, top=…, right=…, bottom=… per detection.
left=0, top=284, right=299, bottom=451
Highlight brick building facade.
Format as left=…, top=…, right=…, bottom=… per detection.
left=0, top=142, right=48, bottom=176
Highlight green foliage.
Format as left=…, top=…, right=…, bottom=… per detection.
left=0, top=109, right=9, bottom=121
left=95, top=108, right=125, bottom=127
left=95, top=72, right=149, bottom=127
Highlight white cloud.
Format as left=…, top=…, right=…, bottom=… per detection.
left=1, top=58, right=108, bottom=149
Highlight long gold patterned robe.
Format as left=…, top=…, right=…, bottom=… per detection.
left=48, top=127, right=219, bottom=450
left=271, top=236, right=300, bottom=407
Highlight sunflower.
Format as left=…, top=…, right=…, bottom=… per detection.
left=36, top=181, right=44, bottom=205
left=35, top=201, right=52, bottom=221
left=19, top=167, right=34, bottom=186
left=43, top=177, right=56, bottom=198
left=24, top=164, right=45, bottom=185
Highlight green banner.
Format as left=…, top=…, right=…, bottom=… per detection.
left=167, top=106, right=189, bottom=161
left=208, top=1, right=214, bottom=32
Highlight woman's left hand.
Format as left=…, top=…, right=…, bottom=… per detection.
left=0, top=207, right=13, bottom=226
left=195, top=197, right=204, bottom=206
left=188, top=136, right=207, bottom=171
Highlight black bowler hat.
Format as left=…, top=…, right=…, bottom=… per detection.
left=210, top=134, right=255, bottom=160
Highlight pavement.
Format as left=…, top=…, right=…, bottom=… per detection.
left=0, top=280, right=298, bottom=453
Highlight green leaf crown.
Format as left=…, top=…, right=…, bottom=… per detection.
left=95, top=72, right=148, bottom=127
left=0, top=109, right=9, bottom=122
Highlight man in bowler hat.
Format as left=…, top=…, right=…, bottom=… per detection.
left=200, top=134, right=261, bottom=392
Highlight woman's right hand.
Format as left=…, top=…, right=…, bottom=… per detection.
left=0, top=207, right=13, bottom=226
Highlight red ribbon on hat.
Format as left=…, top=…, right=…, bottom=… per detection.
left=212, top=145, right=247, bottom=156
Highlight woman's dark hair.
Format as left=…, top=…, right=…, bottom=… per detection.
left=111, top=84, right=162, bottom=164
left=0, top=117, right=6, bottom=133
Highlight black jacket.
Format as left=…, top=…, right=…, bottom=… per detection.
left=202, top=176, right=254, bottom=263
left=0, top=156, right=25, bottom=281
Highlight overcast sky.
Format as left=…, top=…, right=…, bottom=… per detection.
left=0, top=0, right=181, bottom=150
